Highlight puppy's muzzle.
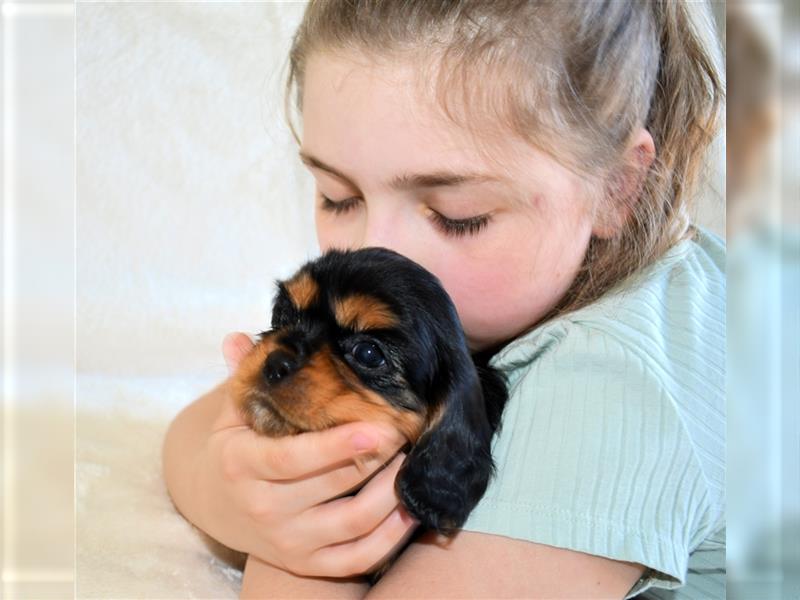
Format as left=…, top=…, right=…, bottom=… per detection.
left=233, top=332, right=427, bottom=440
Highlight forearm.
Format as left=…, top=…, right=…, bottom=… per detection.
left=162, top=381, right=226, bottom=530
left=241, top=555, right=368, bottom=600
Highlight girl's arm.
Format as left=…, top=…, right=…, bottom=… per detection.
left=236, top=529, right=644, bottom=599
left=367, top=531, right=645, bottom=599
left=162, top=334, right=413, bottom=578
left=241, top=555, right=367, bottom=600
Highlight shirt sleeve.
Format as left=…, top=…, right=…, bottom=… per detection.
left=461, top=321, right=720, bottom=595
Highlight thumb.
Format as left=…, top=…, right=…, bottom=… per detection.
left=222, top=332, right=255, bottom=374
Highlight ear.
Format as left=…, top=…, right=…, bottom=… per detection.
left=395, top=356, right=499, bottom=534
left=593, top=127, right=656, bottom=239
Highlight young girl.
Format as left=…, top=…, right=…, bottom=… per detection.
left=163, top=1, right=725, bottom=598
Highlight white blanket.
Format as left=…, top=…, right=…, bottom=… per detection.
left=77, top=3, right=315, bottom=597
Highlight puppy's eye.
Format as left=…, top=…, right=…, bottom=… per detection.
left=352, top=341, right=385, bottom=369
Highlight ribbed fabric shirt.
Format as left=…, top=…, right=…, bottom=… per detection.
left=462, top=227, right=725, bottom=599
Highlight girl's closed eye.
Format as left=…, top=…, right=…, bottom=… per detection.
left=426, top=209, right=492, bottom=238
left=319, top=193, right=360, bottom=215
left=319, top=192, right=493, bottom=238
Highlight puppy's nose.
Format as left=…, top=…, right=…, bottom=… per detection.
left=263, top=349, right=299, bottom=383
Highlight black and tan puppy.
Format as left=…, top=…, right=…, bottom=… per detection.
left=230, top=247, right=507, bottom=542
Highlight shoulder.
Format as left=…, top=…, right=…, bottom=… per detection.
left=497, top=226, right=724, bottom=360
left=461, top=228, right=726, bottom=593
left=492, top=226, right=725, bottom=430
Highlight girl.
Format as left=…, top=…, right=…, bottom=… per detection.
left=163, top=1, right=725, bottom=598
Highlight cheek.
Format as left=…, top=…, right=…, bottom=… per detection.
left=432, top=221, right=592, bottom=348
left=442, top=267, right=557, bottom=349
left=439, top=265, right=540, bottom=345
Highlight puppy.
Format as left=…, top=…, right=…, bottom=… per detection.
left=230, top=247, right=507, bottom=549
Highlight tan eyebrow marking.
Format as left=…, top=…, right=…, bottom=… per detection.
left=285, top=271, right=319, bottom=310
left=334, top=294, right=397, bottom=332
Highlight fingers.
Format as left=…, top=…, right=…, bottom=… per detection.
left=309, top=504, right=418, bottom=578
left=305, top=454, right=406, bottom=548
left=222, top=332, right=255, bottom=374
left=267, top=451, right=393, bottom=509
left=243, top=421, right=405, bottom=482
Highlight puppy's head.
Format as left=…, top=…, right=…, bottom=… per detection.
left=231, top=247, right=505, bottom=532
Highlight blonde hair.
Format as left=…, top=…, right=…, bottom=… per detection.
left=286, top=0, right=723, bottom=324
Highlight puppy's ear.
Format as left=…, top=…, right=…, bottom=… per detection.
left=395, top=356, right=501, bottom=534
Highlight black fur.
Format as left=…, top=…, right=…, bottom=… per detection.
left=267, top=248, right=509, bottom=559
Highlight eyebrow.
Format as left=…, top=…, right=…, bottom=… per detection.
left=299, top=151, right=500, bottom=191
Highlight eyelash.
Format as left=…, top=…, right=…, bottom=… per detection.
left=320, top=195, right=492, bottom=238
left=321, top=195, right=360, bottom=215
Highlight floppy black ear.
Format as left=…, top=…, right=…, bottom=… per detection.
left=395, top=356, right=504, bottom=534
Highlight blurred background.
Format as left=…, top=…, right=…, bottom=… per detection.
left=0, top=0, right=797, bottom=598
left=2, top=1, right=75, bottom=598
left=726, top=2, right=800, bottom=599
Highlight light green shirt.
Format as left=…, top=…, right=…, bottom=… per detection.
left=462, top=227, right=725, bottom=599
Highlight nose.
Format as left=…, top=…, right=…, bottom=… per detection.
left=361, top=204, right=412, bottom=256
left=263, top=349, right=299, bottom=384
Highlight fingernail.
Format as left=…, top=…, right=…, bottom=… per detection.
left=350, top=432, right=377, bottom=453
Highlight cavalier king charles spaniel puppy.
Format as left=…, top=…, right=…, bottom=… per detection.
left=229, top=247, right=508, bottom=558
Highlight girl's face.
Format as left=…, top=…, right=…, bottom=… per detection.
left=301, top=52, right=597, bottom=351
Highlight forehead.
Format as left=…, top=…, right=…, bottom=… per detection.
left=302, top=51, right=443, bottom=153
left=300, top=52, right=586, bottom=207
left=302, top=52, right=528, bottom=192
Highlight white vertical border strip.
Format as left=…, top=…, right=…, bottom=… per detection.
left=73, top=3, right=78, bottom=596
left=2, top=3, right=19, bottom=594
left=2, top=2, right=76, bottom=596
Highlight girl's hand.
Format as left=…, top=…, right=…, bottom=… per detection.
left=194, top=333, right=416, bottom=577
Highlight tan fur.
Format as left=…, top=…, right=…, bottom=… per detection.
left=285, top=271, right=318, bottom=310
left=230, top=335, right=303, bottom=435
left=334, top=295, right=397, bottom=332
left=232, top=340, right=425, bottom=442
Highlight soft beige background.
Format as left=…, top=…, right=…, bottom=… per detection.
left=76, top=3, right=315, bottom=598
left=3, top=2, right=75, bottom=599
left=70, top=3, right=724, bottom=599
